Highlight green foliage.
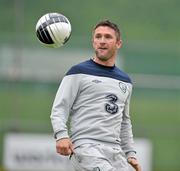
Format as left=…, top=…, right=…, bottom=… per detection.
left=121, top=42, right=179, bottom=75
left=0, top=0, right=179, bottom=45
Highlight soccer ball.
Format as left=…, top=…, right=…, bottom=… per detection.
left=35, top=12, right=71, bottom=48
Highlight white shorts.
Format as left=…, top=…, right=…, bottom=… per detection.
left=70, top=143, right=129, bottom=171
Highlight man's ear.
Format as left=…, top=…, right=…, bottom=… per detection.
left=117, top=39, right=122, bottom=49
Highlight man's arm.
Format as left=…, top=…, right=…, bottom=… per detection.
left=120, top=84, right=141, bottom=171
left=120, top=84, right=136, bottom=157
left=50, top=74, right=81, bottom=155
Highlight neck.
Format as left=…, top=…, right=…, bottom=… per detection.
left=93, top=56, right=115, bottom=67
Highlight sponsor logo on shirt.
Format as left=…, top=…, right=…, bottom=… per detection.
left=92, top=79, right=102, bottom=83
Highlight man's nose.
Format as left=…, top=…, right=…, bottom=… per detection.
left=99, top=36, right=106, bottom=43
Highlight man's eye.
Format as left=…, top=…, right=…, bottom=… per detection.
left=95, top=35, right=101, bottom=39
left=105, top=35, right=113, bottom=39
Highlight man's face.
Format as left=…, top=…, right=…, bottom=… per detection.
left=92, top=26, right=122, bottom=61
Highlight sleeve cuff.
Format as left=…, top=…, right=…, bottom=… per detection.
left=54, top=130, right=69, bottom=141
left=125, top=151, right=137, bottom=159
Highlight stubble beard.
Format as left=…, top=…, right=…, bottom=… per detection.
left=95, top=49, right=114, bottom=61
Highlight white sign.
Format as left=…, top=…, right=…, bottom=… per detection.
left=129, top=138, right=152, bottom=171
left=3, top=133, right=152, bottom=171
left=3, top=133, right=73, bottom=171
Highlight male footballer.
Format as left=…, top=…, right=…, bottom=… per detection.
left=50, top=20, right=141, bottom=171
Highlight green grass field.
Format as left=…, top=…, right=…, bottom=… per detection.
left=0, top=81, right=179, bottom=171
left=131, top=88, right=180, bottom=171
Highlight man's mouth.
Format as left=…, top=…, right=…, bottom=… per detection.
left=98, top=47, right=108, bottom=50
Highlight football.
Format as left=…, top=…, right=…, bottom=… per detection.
left=35, top=12, right=71, bottom=48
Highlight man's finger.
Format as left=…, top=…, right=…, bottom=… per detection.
left=69, top=143, right=74, bottom=154
left=128, top=158, right=141, bottom=171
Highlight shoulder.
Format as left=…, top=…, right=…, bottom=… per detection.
left=65, top=59, right=132, bottom=84
left=113, top=67, right=132, bottom=84
left=66, top=60, right=93, bottom=75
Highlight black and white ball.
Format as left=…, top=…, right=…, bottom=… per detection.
left=36, top=13, right=71, bottom=48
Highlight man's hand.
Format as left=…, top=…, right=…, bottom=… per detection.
left=56, top=138, right=74, bottom=156
left=128, top=157, right=141, bottom=171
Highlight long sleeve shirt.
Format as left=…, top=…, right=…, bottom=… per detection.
left=50, top=59, right=136, bottom=158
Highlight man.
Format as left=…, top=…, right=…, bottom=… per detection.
left=50, top=20, right=141, bottom=171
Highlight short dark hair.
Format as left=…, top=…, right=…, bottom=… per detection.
left=93, top=20, right=121, bottom=40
